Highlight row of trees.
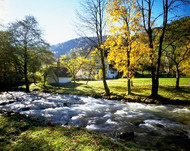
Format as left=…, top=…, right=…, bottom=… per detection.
left=60, top=47, right=100, bottom=85
left=0, top=16, right=55, bottom=92
left=1, top=1, right=189, bottom=99
left=76, top=0, right=190, bottom=98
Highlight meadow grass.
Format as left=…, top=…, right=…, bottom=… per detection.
left=112, top=78, right=190, bottom=86
left=29, top=78, right=190, bottom=103
left=0, top=111, right=140, bottom=151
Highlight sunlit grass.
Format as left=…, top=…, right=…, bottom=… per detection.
left=29, top=78, right=190, bottom=102
left=0, top=111, right=138, bottom=151
left=112, top=78, right=190, bottom=86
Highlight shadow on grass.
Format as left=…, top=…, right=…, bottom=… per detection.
left=159, top=86, right=190, bottom=100
left=42, top=82, right=101, bottom=97
left=0, top=110, right=127, bottom=151
left=131, top=86, right=151, bottom=98
left=0, top=110, right=51, bottom=150
left=51, top=82, right=82, bottom=89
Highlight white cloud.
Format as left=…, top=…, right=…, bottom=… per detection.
left=0, top=0, right=5, bottom=23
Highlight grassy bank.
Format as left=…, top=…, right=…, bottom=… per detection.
left=0, top=111, right=141, bottom=151
left=30, top=78, right=190, bottom=104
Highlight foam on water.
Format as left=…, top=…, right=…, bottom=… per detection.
left=0, top=91, right=190, bottom=142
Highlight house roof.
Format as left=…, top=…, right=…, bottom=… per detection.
left=57, top=67, right=71, bottom=77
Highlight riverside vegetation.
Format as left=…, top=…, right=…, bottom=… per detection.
left=29, top=78, right=190, bottom=104
left=1, top=0, right=190, bottom=150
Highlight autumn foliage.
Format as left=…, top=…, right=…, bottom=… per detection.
left=104, top=0, right=149, bottom=94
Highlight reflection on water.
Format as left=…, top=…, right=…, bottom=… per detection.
left=0, top=91, right=190, bottom=149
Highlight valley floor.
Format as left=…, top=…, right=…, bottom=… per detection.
left=29, top=78, right=190, bottom=105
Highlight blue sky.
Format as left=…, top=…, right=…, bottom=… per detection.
left=0, top=0, right=189, bottom=45
left=1, top=0, right=80, bottom=45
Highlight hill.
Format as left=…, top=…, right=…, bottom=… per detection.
left=50, top=37, right=97, bottom=58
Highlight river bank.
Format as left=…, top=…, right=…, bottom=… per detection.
left=0, top=91, right=190, bottom=150
left=26, top=78, right=190, bottom=105
left=0, top=110, right=130, bottom=151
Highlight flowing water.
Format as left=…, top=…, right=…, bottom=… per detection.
left=0, top=92, right=190, bottom=149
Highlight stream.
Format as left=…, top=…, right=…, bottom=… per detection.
left=0, top=91, right=190, bottom=150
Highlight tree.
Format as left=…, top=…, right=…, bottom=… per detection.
left=76, top=0, right=110, bottom=96
left=38, top=47, right=55, bottom=87
left=60, top=55, right=85, bottom=84
left=81, top=55, right=97, bottom=85
left=104, top=0, right=148, bottom=94
left=164, top=17, right=190, bottom=89
left=137, top=0, right=190, bottom=98
left=0, top=30, right=22, bottom=90
left=9, top=16, right=49, bottom=92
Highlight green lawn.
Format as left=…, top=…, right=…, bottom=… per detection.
left=0, top=111, right=141, bottom=151
left=112, top=78, right=190, bottom=86
left=30, top=78, right=190, bottom=103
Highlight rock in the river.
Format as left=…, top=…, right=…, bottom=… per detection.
left=152, top=123, right=165, bottom=128
left=32, top=88, right=40, bottom=92
left=63, top=103, right=68, bottom=107
left=21, top=107, right=30, bottom=111
left=132, top=119, right=145, bottom=126
left=118, top=132, right=135, bottom=141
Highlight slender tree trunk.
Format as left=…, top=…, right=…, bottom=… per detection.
left=155, top=36, right=164, bottom=97
left=155, top=44, right=163, bottom=97
left=142, top=70, right=144, bottom=76
left=100, top=50, right=110, bottom=96
left=86, top=68, right=93, bottom=85
left=155, top=0, right=168, bottom=97
left=149, top=32, right=157, bottom=99
left=73, top=76, right=76, bottom=85
left=24, top=47, right=29, bottom=92
left=131, top=80, right=133, bottom=87
left=86, top=80, right=89, bottom=85
left=43, top=74, right=47, bottom=88
left=151, top=71, right=157, bottom=98
left=127, top=79, right=131, bottom=95
left=146, top=1, right=157, bottom=98
left=3, top=63, right=7, bottom=90
left=176, top=64, right=180, bottom=89
left=126, top=48, right=131, bottom=95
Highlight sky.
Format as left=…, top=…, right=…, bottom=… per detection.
left=0, top=0, right=189, bottom=45
left=0, top=0, right=80, bottom=45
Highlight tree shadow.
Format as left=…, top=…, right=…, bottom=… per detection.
left=159, top=86, right=190, bottom=100
left=51, top=82, right=83, bottom=89
left=0, top=110, right=52, bottom=150
left=46, top=82, right=100, bottom=97
left=154, top=132, right=190, bottom=151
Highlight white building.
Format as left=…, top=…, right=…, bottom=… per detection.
left=48, top=67, right=71, bottom=84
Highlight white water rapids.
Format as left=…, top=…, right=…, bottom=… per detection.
left=0, top=91, right=190, bottom=147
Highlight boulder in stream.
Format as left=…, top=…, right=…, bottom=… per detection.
left=118, top=131, right=135, bottom=141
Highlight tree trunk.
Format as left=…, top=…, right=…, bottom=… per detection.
left=73, top=75, right=76, bottom=85
left=142, top=69, right=144, bottom=77
left=86, top=68, right=93, bottom=85
left=3, top=63, right=7, bottom=90
left=43, top=74, right=47, bottom=88
left=155, top=44, right=163, bottom=97
left=24, top=48, right=29, bottom=92
left=100, top=50, right=110, bottom=96
left=146, top=0, right=157, bottom=99
left=131, top=80, right=133, bottom=87
left=176, top=64, right=180, bottom=89
left=126, top=49, right=131, bottom=95
left=154, top=39, right=163, bottom=98
left=150, top=48, right=157, bottom=99
left=155, top=0, right=168, bottom=97
left=127, top=79, right=131, bottom=95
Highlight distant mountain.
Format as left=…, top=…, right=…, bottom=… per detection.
left=50, top=36, right=107, bottom=58
left=50, top=37, right=97, bottom=58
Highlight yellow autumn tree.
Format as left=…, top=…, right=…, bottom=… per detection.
left=60, top=55, right=86, bottom=84
left=104, top=0, right=148, bottom=94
